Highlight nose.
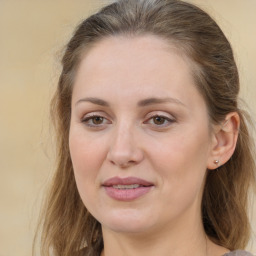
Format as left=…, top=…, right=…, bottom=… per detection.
left=106, top=124, right=144, bottom=168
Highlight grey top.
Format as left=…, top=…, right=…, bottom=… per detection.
left=224, top=250, right=254, bottom=256
left=78, top=248, right=254, bottom=256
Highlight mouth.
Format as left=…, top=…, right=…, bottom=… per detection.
left=102, top=176, right=154, bottom=201
left=102, top=176, right=154, bottom=187
left=112, top=184, right=141, bottom=189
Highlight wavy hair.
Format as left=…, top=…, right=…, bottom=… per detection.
left=34, top=0, right=256, bottom=255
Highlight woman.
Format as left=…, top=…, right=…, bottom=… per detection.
left=35, top=0, right=256, bottom=255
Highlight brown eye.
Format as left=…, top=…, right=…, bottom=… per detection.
left=92, top=116, right=104, bottom=125
left=82, top=115, right=110, bottom=128
left=144, top=114, right=175, bottom=128
left=153, top=116, right=166, bottom=125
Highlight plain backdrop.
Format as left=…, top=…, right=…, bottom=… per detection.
left=0, top=1, right=255, bottom=255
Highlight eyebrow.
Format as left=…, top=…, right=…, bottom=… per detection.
left=137, top=97, right=186, bottom=107
left=75, top=97, right=186, bottom=108
left=75, top=97, right=110, bottom=107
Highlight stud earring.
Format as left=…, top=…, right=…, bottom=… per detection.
left=214, top=160, right=219, bottom=165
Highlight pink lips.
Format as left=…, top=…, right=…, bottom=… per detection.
left=102, top=176, right=154, bottom=201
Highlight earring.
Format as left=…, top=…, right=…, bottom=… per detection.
left=214, top=160, right=219, bottom=165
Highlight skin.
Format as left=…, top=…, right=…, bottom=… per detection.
left=69, top=35, right=238, bottom=256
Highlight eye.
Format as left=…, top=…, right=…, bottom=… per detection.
left=152, top=116, right=168, bottom=125
left=81, top=114, right=110, bottom=128
left=144, top=114, right=175, bottom=128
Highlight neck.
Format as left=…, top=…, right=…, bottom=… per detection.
left=101, top=215, right=208, bottom=256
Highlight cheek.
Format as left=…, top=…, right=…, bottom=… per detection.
left=69, top=132, right=110, bottom=216
left=69, top=129, right=107, bottom=194
left=153, top=127, right=210, bottom=170
left=153, top=128, right=210, bottom=201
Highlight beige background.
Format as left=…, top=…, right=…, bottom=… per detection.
left=0, top=1, right=255, bottom=255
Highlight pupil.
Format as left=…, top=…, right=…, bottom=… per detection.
left=154, top=116, right=164, bottom=125
left=93, top=117, right=103, bottom=124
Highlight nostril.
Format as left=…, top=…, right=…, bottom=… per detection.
left=119, top=160, right=135, bottom=168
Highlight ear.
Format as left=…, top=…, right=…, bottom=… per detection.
left=207, top=112, right=240, bottom=170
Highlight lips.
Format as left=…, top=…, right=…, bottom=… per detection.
left=102, top=176, right=154, bottom=201
left=103, top=176, right=153, bottom=187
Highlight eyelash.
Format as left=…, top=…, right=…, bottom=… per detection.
left=81, top=113, right=175, bottom=129
left=81, top=114, right=110, bottom=128
left=144, top=115, right=175, bottom=128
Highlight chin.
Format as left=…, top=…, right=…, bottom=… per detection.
left=99, top=208, right=156, bottom=234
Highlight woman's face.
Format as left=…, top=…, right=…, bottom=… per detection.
left=69, top=35, right=215, bottom=234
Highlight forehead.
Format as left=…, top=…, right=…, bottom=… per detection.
left=77, top=35, right=190, bottom=76
left=72, top=35, right=204, bottom=110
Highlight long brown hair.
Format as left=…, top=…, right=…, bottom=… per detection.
left=34, top=0, right=256, bottom=255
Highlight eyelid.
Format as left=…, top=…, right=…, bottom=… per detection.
left=81, top=111, right=110, bottom=120
left=81, top=112, right=112, bottom=128
left=143, top=112, right=176, bottom=127
left=80, top=111, right=176, bottom=129
left=145, top=111, right=175, bottom=120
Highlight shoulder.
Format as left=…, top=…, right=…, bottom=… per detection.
left=223, top=250, right=254, bottom=256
